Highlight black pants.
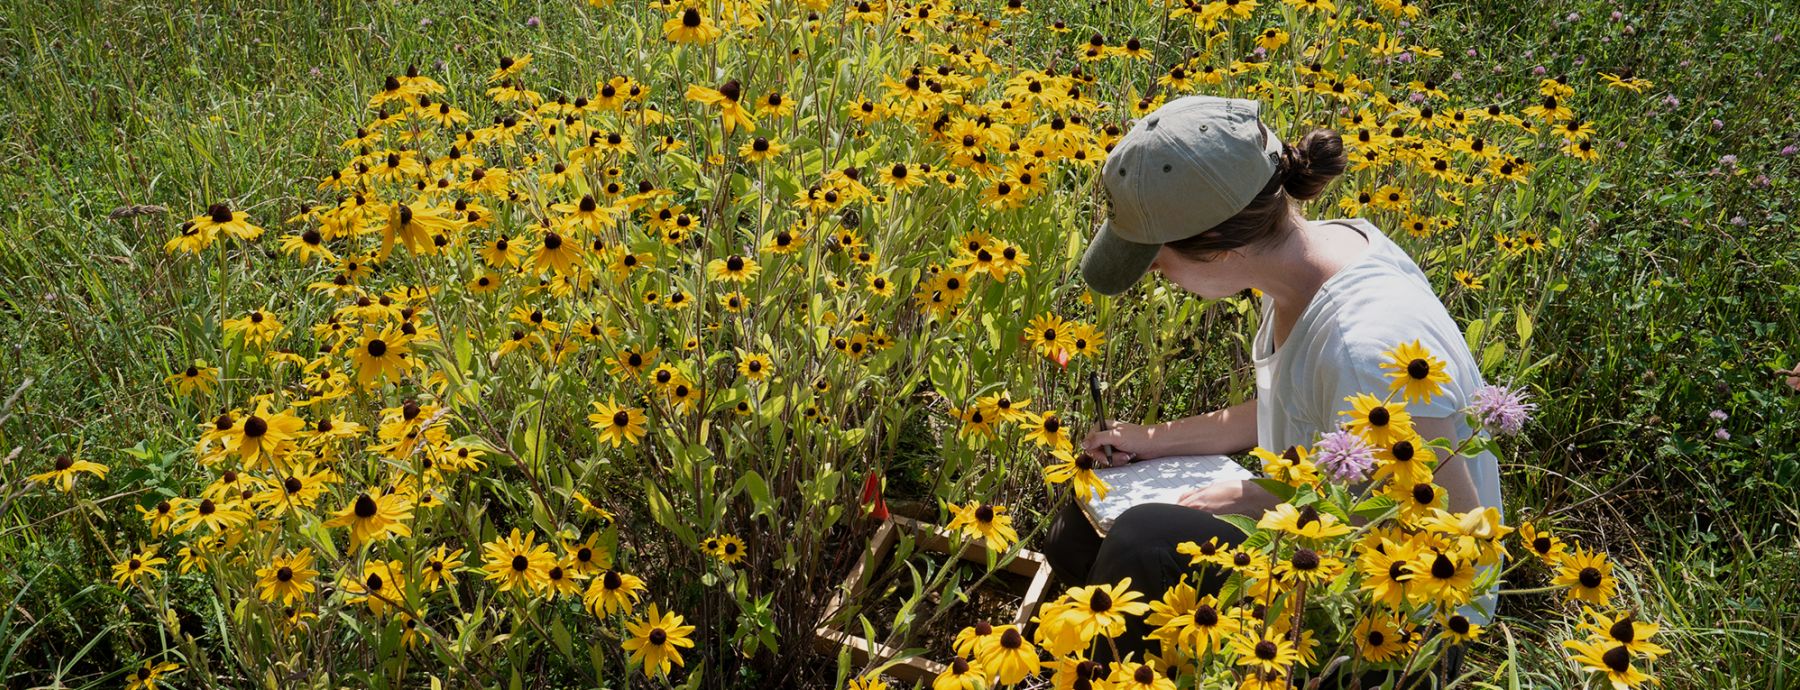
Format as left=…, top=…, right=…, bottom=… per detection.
left=1039, top=501, right=1246, bottom=664
left=1040, top=502, right=1454, bottom=687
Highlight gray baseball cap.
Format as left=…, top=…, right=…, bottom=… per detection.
left=1080, top=96, right=1284, bottom=296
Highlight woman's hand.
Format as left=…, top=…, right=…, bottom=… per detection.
left=1176, top=479, right=1280, bottom=516
left=1079, top=420, right=1156, bottom=467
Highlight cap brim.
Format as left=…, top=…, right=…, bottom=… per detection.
left=1080, top=220, right=1161, bottom=296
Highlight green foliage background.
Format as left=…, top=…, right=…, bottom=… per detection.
left=0, top=0, right=1796, bottom=687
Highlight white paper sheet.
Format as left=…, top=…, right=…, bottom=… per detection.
left=1078, top=454, right=1255, bottom=533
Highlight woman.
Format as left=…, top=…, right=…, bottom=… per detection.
left=1041, top=95, right=1502, bottom=663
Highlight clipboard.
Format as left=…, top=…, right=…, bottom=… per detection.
left=1076, top=454, right=1255, bottom=535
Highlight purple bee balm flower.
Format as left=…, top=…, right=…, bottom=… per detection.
left=1532, top=65, right=1547, bottom=76
left=1714, top=428, right=1731, bottom=441
left=1781, top=145, right=1798, bottom=157
left=1720, top=154, right=1738, bottom=166
left=1709, top=409, right=1729, bottom=421
left=1472, top=384, right=1537, bottom=436
left=1314, top=429, right=1375, bottom=484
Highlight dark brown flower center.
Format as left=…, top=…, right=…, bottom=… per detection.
left=1579, top=567, right=1603, bottom=589
left=1135, top=666, right=1155, bottom=684
left=366, top=339, right=388, bottom=357
left=1448, top=615, right=1471, bottom=635
left=1431, top=553, right=1455, bottom=579
left=354, top=494, right=378, bottom=518
left=277, top=566, right=294, bottom=582
left=1087, top=589, right=1112, bottom=612
left=511, top=555, right=529, bottom=572
left=1407, top=359, right=1430, bottom=379
left=1290, top=548, right=1320, bottom=571
left=1255, top=640, right=1279, bottom=660
left=1369, top=406, right=1390, bottom=426
left=1601, top=644, right=1630, bottom=672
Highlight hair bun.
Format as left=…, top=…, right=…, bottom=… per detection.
left=1278, top=129, right=1347, bottom=201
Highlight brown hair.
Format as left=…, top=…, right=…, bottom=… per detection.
left=1163, top=126, right=1347, bottom=262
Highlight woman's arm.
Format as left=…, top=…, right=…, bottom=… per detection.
left=1413, top=415, right=1481, bottom=513
left=1145, top=398, right=1259, bottom=457
left=1080, top=398, right=1258, bottom=465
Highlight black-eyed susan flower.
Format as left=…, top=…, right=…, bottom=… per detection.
left=188, top=203, right=265, bottom=242
left=1228, top=628, right=1301, bottom=673
left=124, top=660, right=182, bottom=690
left=482, top=528, right=556, bottom=594
left=111, top=543, right=168, bottom=588
left=176, top=497, right=249, bottom=535
left=350, top=325, right=413, bottom=388
left=1555, top=546, right=1617, bottom=606
left=1274, top=546, right=1344, bottom=585
left=1518, top=521, right=1569, bottom=564
left=1338, top=393, right=1415, bottom=447
left=421, top=545, right=466, bottom=592
left=1057, top=578, right=1150, bottom=642
left=1109, top=660, right=1175, bottom=690
left=685, top=79, right=756, bottom=135
left=1043, top=448, right=1109, bottom=501
left=323, top=492, right=414, bottom=548
left=711, top=534, right=747, bottom=565
left=1354, top=613, right=1410, bottom=662
left=946, top=502, right=1018, bottom=551
left=735, top=351, right=774, bottom=383
left=1257, top=503, right=1353, bottom=540
left=341, top=559, right=408, bottom=616
left=1020, top=410, right=1071, bottom=452
left=1410, top=548, right=1475, bottom=606
left=623, top=603, right=696, bottom=678
left=1563, top=637, right=1656, bottom=689
left=1357, top=537, right=1418, bottom=609
left=279, top=226, right=337, bottom=264
left=562, top=533, right=610, bottom=577
left=29, top=454, right=110, bottom=493
left=1023, top=312, right=1074, bottom=360
left=1251, top=445, right=1321, bottom=487
left=224, top=309, right=284, bottom=349
left=587, top=398, right=648, bottom=447
left=739, top=136, right=787, bottom=163
left=584, top=569, right=647, bottom=617
left=1381, top=340, right=1451, bottom=405
left=255, top=549, right=318, bottom=605
left=663, top=6, right=722, bottom=44
left=1578, top=609, right=1670, bottom=659
left=707, top=254, right=760, bottom=282
left=931, top=656, right=987, bottom=690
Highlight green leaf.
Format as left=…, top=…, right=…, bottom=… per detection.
left=1252, top=478, right=1297, bottom=503
left=1351, top=495, right=1398, bottom=521
left=550, top=616, right=573, bottom=659
left=1481, top=340, right=1507, bottom=371
left=1514, top=305, right=1533, bottom=344
left=1216, top=513, right=1259, bottom=536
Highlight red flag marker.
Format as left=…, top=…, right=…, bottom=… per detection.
left=860, top=470, right=889, bottom=521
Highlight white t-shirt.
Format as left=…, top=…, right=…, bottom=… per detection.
left=1250, top=217, right=1503, bottom=621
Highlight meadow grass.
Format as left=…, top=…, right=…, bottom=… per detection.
left=1, top=0, right=1797, bottom=688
